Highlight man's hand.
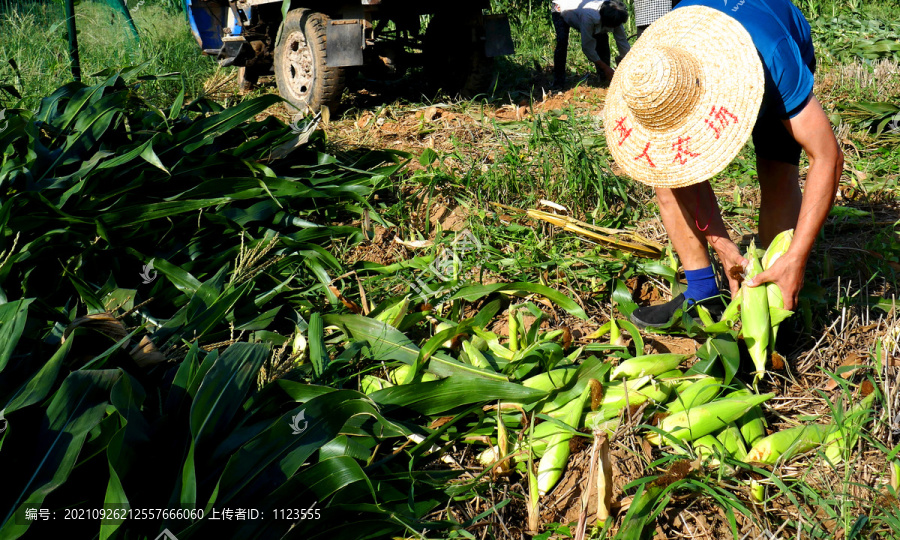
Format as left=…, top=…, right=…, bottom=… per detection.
left=709, top=237, right=748, bottom=298
left=594, top=61, right=615, bottom=81
left=744, top=253, right=803, bottom=310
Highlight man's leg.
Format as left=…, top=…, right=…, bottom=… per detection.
left=631, top=183, right=732, bottom=328
left=552, top=12, right=569, bottom=86
left=656, top=185, right=713, bottom=272
left=752, top=105, right=805, bottom=247
left=757, top=158, right=802, bottom=247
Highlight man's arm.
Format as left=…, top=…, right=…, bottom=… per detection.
left=575, top=13, right=602, bottom=64
left=746, top=95, right=843, bottom=310
left=611, top=24, right=631, bottom=57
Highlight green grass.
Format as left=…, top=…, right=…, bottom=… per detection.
left=0, top=0, right=217, bottom=109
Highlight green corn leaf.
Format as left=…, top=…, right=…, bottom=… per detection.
left=0, top=370, right=121, bottom=538
left=189, top=343, right=269, bottom=446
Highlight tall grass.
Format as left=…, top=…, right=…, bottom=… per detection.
left=0, top=0, right=216, bottom=109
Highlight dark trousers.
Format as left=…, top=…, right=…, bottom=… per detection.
left=552, top=10, right=610, bottom=83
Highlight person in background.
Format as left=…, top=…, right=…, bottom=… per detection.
left=634, top=0, right=673, bottom=37
left=551, top=0, right=631, bottom=88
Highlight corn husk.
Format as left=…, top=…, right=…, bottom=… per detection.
left=745, top=423, right=830, bottom=465
left=742, top=241, right=770, bottom=384
left=823, top=392, right=877, bottom=465
left=717, top=424, right=748, bottom=461
left=761, top=230, right=795, bottom=353
left=666, top=376, right=722, bottom=414
left=647, top=392, right=774, bottom=445
left=537, top=380, right=596, bottom=495
left=739, top=405, right=767, bottom=448
left=610, top=353, right=688, bottom=380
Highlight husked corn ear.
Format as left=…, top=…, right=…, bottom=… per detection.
left=610, top=353, right=688, bottom=380
left=745, top=424, right=830, bottom=465
left=667, top=376, right=722, bottom=414
left=741, top=241, right=770, bottom=384
left=537, top=379, right=597, bottom=495
left=647, top=392, right=774, bottom=446
left=823, top=392, right=876, bottom=465
left=739, top=406, right=767, bottom=448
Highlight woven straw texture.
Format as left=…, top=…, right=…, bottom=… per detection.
left=604, top=6, right=764, bottom=189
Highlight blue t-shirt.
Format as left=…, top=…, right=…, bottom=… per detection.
left=675, top=0, right=815, bottom=118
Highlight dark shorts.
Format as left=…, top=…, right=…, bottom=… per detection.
left=751, top=105, right=804, bottom=165
left=752, top=58, right=816, bottom=166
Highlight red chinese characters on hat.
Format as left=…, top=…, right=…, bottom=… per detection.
left=704, top=106, right=738, bottom=139
left=613, top=116, right=632, bottom=146
left=671, top=136, right=700, bottom=165
left=633, top=142, right=656, bottom=168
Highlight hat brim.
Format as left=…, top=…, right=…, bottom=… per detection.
left=604, top=6, right=764, bottom=189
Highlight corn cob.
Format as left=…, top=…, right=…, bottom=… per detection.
left=537, top=379, right=597, bottom=495
left=360, top=375, right=393, bottom=394
left=700, top=294, right=742, bottom=334
left=742, top=241, right=770, bottom=384
left=762, top=231, right=794, bottom=350
left=522, top=366, right=579, bottom=391
left=695, top=304, right=715, bottom=327
left=461, top=339, right=493, bottom=370
left=739, top=406, right=767, bottom=448
left=666, top=376, right=722, bottom=414
left=610, top=353, right=688, bottom=380
left=389, top=364, right=438, bottom=384
left=647, top=392, right=774, bottom=445
left=508, top=305, right=520, bottom=352
left=716, top=424, right=748, bottom=461
left=745, top=423, right=830, bottom=465
left=823, top=392, right=877, bottom=465
left=374, top=295, right=411, bottom=328
left=692, top=434, right=726, bottom=463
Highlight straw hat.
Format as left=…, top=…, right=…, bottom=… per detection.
left=604, top=6, right=764, bottom=189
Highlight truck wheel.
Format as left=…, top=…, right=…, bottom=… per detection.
left=274, top=9, right=345, bottom=113
left=424, top=14, right=495, bottom=98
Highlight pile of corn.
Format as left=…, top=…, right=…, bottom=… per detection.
left=357, top=228, right=874, bottom=506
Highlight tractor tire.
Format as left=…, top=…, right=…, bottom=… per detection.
left=424, top=14, right=495, bottom=98
left=274, top=9, right=346, bottom=113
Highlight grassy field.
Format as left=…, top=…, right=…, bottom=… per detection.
left=1, top=0, right=900, bottom=539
